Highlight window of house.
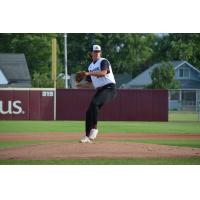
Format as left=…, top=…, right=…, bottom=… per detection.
left=179, top=68, right=190, bottom=78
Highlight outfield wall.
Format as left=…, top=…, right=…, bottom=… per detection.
left=56, top=89, right=168, bottom=121
left=0, top=88, right=168, bottom=121
left=0, top=88, right=55, bottom=120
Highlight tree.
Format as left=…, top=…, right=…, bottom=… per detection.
left=0, top=33, right=64, bottom=88
left=3, top=33, right=200, bottom=88
left=0, top=33, right=52, bottom=74
left=0, top=33, right=157, bottom=83
left=32, top=71, right=53, bottom=88
left=147, top=62, right=180, bottom=89
left=152, top=33, right=200, bottom=70
left=65, top=33, right=156, bottom=77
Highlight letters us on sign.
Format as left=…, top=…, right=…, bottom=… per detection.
left=0, top=100, right=23, bottom=115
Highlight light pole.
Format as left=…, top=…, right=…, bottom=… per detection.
left=64, top=33, right=68, bottom=88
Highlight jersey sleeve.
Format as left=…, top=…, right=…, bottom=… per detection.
left=100, top=59, right=110, bottom=73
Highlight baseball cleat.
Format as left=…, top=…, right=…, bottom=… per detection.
left=89, top=129, right=99, bottom=140
left=80, top=136, right=92, bottom=143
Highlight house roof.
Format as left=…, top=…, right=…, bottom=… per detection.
left=174, top=61, right=200, bottom=74
left=0, top=69, right=8, bottom=84
left=120, top=62, right=160, bottom=87
left=120, top=61, right=200, bottom=88
left=114, top=73, right=132, bottom=88
left=0, top=53, right=31, bottom=82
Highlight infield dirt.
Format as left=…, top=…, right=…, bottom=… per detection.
left=0, top=133, right=200, bottom=160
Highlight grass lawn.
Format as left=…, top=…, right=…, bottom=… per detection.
left=0, top=157, right=200, bottom=165
left=0, top=140, right=77, bottom=149
left=169, top=111, right=199, bottom=122
left=0, top=120, right=200, bottom=134
left=0, top=141, right=45, bottom=149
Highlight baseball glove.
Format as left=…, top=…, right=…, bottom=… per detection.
left=75, top=71, right=86, bottom=83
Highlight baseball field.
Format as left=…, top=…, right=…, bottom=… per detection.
left=0, top=114, right=200, bottom=165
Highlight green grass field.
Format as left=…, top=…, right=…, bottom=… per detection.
left=0, top=157, right=200, bottom=165
left=0, top=120, right=200, bottom=134
left=169, top=111, right=199, bottom=122
left=0, top=140, right=76, bottom=149
left=0, top=119, right=200, bottom=165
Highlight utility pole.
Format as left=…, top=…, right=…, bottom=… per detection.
left=64, top=33, right=68, bottom=88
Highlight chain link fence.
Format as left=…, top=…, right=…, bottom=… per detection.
left=168, top=89, right=200, bottom=122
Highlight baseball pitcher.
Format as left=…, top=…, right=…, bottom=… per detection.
left=76, top=45, right=117, bottom=143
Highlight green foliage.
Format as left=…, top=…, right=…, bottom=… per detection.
left=31, top=71, right=65, bottom=88
left=56, top=77, right=65, bottom=88
left=66, top=33, right=156, bottom=76
left=153, top=33, right=200, bottom=70
left=0, top=33, right=52, bottom=74
left=147, top=62, right=180, bottom=89
left=32, top=71, right=53, bottom=88
left=1, top=33, right=200, bottom=88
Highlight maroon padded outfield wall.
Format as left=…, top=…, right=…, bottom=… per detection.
left=0, top=89, right=168, bottom=121
left=0, top=89, right=54, bottom=120
left=56, top=89, right=168, bottom=121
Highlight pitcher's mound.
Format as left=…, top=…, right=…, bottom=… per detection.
left=0, top=141, right=200, bottom=160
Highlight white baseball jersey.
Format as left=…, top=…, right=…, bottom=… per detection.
left=88, top=58, right=116, bottom=89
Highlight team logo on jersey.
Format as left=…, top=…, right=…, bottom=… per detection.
left=90, top=67, right=101, bottom=72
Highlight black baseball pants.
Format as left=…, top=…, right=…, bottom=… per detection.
left=85, top=83, right=117, bottom=137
